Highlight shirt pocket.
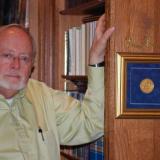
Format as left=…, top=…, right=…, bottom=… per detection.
left=36, top=130, right=50, bottom=160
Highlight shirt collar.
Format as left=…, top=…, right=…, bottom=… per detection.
left=0, top=88, right=26, bottom=100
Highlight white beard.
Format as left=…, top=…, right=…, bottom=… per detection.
left=0, top=75, right=27, bottom=91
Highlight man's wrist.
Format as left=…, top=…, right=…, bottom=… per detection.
left=89, top=61, right=105, bottom=67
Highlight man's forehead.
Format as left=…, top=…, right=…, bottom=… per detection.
left=0, top=27, right=33, bottom=54
left=0, top=24, right=35, bottom=58
left=0, top=25, right=32, bottom=41
left=0, top=27, right=26, bottom=37
left=0, top=24, right=26, bottom=32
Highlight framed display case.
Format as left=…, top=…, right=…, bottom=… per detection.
left=116, top=52, right=160, bottom=118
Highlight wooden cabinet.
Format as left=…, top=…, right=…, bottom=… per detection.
left=106, top=0, right=160, bottom=160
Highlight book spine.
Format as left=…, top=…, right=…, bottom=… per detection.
left=64, top=30, right=70, bottom=75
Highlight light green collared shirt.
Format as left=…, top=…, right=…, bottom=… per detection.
left=0, top=67, right=104, bottom=160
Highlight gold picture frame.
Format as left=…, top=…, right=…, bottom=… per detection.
left=116, top=52, right=160, bottom=118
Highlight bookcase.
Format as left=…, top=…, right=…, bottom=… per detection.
left=54, top=1, right=105, bottom=159
left=54, top=0, right=105, bottom=90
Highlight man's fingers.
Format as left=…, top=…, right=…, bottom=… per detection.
left=97, top=14, right=105, bottom=25
left=103, top=26, right=115, bottom=41
left=97, top=26, right=115, bottom=49
left=96, top=14, right=106, bottom=34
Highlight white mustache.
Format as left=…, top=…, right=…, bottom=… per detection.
left=5, top=72, right=21, bottom=77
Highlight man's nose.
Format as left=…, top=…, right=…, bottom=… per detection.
left=11, top=57, right=21, bottom=69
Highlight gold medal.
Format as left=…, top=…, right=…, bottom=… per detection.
left=140, top=78, right=154, bottom=94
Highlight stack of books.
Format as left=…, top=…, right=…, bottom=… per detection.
left=60, top=137, right=104, bottom=160
left=64, top=20, right=97, bottom=76
left=89, top=137, right=104, bottom=160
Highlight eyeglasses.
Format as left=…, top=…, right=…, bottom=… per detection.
left=0, top=53, right=32, bottom=65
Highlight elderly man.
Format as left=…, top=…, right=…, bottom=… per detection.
left=0, top=15, right=114, bottom=160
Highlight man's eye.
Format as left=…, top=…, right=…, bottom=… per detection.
left=2, top=53, right=12, bottom=59
left=20, top=56, right=30, bottom=63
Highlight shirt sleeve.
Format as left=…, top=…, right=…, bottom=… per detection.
left=53, top=66, right=104, bottom=146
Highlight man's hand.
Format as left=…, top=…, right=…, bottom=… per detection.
left=89, top=14, right=115, bottom=65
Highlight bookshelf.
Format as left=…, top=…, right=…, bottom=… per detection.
left=62, top=75, right=87, bottom=93
left=60, top=0, right=104, bottom=15
left=58, top=0, right=105, bottom=159
left=60, top=0, right=105, bottom=91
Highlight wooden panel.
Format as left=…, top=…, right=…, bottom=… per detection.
left=29, top=0, right=56, bottom=88
left=29, top=0, right=39, bottom=79
left=114, top=0, right=155, bottom=52
left=37, top=0, right=55, bottom=87
left=105, top=0, right=160, bottom=160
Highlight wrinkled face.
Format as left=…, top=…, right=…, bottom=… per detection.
left=0, top=27, right=33, bottom=92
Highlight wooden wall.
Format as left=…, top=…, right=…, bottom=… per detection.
left=29, top=0, right=57, bottom=88
left=105, top=0, right=160, bottom=160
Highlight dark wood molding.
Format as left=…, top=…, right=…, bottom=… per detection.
left=37, top=0, right=56, bottom=88
left=60, top=0, right=104, bottom=15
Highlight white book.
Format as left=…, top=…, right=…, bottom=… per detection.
left=69, top=27, right=76, bottom=75
left=75, top=27, right=81, bottom=75
left=64, top=31, right=69, bottom=75
left=81, top=24, right=86, bottom=75
left=79, top=27, right=82, bottom=75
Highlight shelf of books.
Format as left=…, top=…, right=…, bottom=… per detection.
left=60, top=89, right=104, bottom=160
left=62, top=75, right=87, bottom=93
left=61, top=137, right=104, bottom=160
left=61, top=78, right=104, bottom=160
left=64, top=20, right=97, bottom=77
left=60, top=0, right=105, bottom=159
